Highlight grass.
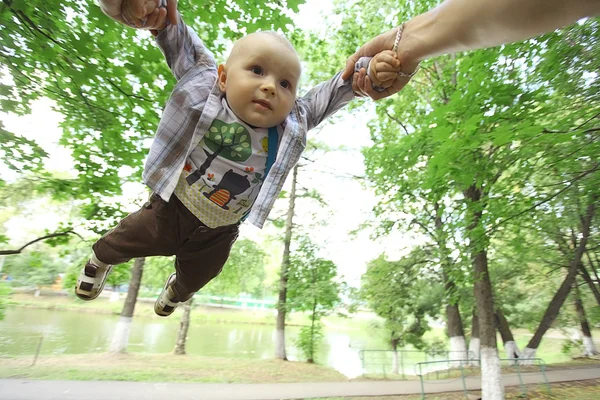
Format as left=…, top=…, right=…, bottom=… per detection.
left=0, top=353, right=348, bottom=383
left=310, top=378, right=600, bottom=399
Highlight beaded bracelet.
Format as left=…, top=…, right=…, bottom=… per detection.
left=393, top=24, right=419, bottom=79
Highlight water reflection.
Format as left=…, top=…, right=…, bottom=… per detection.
left=0, top=308, right=385, bottom=377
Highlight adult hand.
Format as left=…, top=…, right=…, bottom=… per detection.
left=343, top=27, right=419, bottom=100
left=121, top=0, right=178, bottom=30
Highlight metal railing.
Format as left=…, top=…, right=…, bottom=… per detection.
left=414, top=357, right=551, bottom=399
left=358, top=349, right=475, bottom=379
left=0, top=334, right=47, bottom=366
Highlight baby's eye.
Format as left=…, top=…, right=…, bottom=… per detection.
left=280, top=80, right=291, bottom=89
left=251, top=67, right=263, bottom=75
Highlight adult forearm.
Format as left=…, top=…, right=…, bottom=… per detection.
left=402, top=0, right=600, bottom=62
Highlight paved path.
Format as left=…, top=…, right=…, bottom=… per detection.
left=1, top=367, right=599, bottom=400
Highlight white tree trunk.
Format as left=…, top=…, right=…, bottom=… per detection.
left=583, top=336, right=599, bottom=356
left=109, top=316, right=132, bottom=353
left=520, top=347, right=537, bottom=364
left=275, top=328, right=286, bottom=359
left=480, top=347, right=504, bottom=400
left=450, top=335, right=468, bottom=364
left=504, top=340, right=521, bottom=359
left=109, top=291, right=120, bottom=302
left=468, top=337, right=480, bottom=365
left=391, top=349, right=399, bottom=374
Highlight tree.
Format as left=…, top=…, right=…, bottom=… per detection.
left=185, top=122, right=253, bottom=185
left=287, top=236, right=342, bottom=363
left=361, top=248, right=443, bottom=373
left=272, top=137, right=333, bottom=361
left=275, top=165, right=298, bottom=361
left=1, top=0, right=307, bottom=237
left=2, top=249, right=63, bottom=290
left=140, top=256, right=175, bottom=292
left=0, top=279, right=10, bottom=321
left=109, top=257, right=144, bottom=353
left=174, top=298, right=194, bottom=355
left=522, top=196, right=597, bottom=360
left=573, top=280, right=599, bottom=357
left=203, top=238, right=267, bottom=299
left=328, top=2, right=599, bottom=397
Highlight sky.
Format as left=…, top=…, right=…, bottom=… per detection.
left=0, top=0, right=422, bottom=287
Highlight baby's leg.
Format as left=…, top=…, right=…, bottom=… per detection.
left=93, top=193, right=194, bottom=264
left=171, top=223, right=240, bottom=301
left=77, top=193, right=198, bottom=301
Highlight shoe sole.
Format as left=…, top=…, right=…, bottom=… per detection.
left=75, top=265, right=113, bottom=301
left=154, top=272, right=178, bottom=317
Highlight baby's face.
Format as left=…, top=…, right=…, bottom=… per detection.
left=218, top=33, right=301, bottom=128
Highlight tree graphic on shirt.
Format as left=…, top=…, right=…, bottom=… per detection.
left=186, top=120, right=253, bottom=185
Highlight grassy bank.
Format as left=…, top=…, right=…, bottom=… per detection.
left=0, top=353, right=348, bottom=383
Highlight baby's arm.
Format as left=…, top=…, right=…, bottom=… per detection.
left=354, top=50, right=400, bottom=93
left=98, top=0, right=215, bottom=81
left=300, top=50, right=400, bottom=129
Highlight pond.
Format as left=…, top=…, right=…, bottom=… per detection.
left=0, top=307, right=388, bottom=378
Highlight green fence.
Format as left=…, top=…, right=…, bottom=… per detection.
left=358, top=349, right=476, bottom=379
left=414, top=357, right=551, bottom=399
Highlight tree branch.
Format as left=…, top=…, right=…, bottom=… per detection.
left=0, top=230, right=83, bottom=255
left=486, top=162, right=600, bottom=234
left=385, top=111, right=410, bottom=135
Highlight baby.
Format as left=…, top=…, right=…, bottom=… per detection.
left=75, top=0, right=402, bottom=316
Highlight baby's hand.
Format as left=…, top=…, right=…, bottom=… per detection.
left=368, top=50, right=401, bottom=89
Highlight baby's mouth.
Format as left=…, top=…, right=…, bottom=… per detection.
left=253, top=99, right=272, bottom=110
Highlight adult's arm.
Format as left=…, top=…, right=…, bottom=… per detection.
left=399, top=0, right=600, bottom=62
left=345, top=0, right=600, bottom=99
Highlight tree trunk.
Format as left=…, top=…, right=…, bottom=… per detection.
left=468, top=310, right=480, bottom=363
left=308, top=299, right=317, bottom=363
left=446, top=289, right=467, bottom=360
left=573, top=282, right=598, bottom=356
left=464, top=185, right=503, bottom=399
left=495, top=308, right=520, bottom=359
left=579, top=260, right=600, bottom=306
left=391, top=337, right=399, bottom=375
left=174, top=298, right=194, bottom=355
left=523, top=198, right=596, bottom=360
left=109, top=286, right=120, bottom=302
left=275, top=165, right=298, bottom=360
left=473, top=251, right=504, bottom=399
left=109, top=258, right=144, bottom=353
left=436, top=204, right=467, bottom=362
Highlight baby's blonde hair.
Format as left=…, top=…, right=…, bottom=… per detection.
left=227, top=31, right=299, bottom=67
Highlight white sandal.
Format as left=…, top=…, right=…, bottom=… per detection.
left=75, top=260, right=112, bottom=300
left=154, top=273, right=179, bottom=317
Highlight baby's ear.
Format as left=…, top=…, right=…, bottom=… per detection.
left=218, top=64, right=227, bottom=92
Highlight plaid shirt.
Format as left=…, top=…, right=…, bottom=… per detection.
left=144, top=13, right=354, bottom=228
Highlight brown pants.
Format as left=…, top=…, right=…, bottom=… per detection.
left=93, top=193, right=239, bottom=301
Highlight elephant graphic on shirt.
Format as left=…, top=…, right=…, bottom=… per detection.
left=203, top=169, right=250, bottom=210
left=186, top=120, right=252, bottom=186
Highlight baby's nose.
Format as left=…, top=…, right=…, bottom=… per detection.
left=262, top=84, right=276, bottom=96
